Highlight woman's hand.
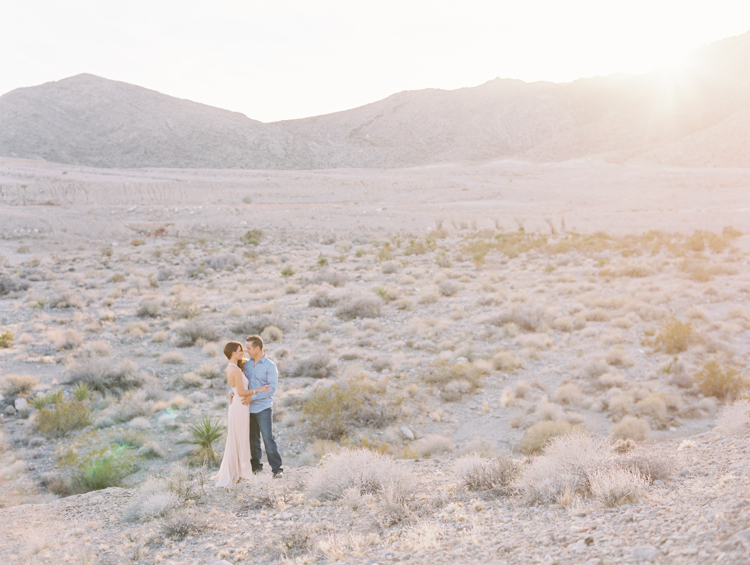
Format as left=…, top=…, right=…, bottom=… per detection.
left=257, top=385, right=272, bottom=393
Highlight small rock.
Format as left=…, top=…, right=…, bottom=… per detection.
left=209, top=560, right=233, bottom=565
left=4, top=404, right=17, bottom=416
left=400, top=426, right=415, bottom=440
left=632, top=546, right=661, bottom=561
left=15, top=398, right=28, bottom=412
left=730, top=528, right=750, bottom=547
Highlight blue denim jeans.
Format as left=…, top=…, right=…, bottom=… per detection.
left=249, top=408, right=283, bottom=473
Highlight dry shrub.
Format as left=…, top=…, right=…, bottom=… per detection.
left=314, top=268, right=348, bottom=287
left=714, top=400, right=750, bottom=436
left=288, top=352, right=336, bottom=379
left=521, top=420, right=580, bottom=455
left=161, top=509, right=206, bottom=540
left=105, top=390, right=156, bottom=423
left=516, top=333, right=552, bottom=350
left=229, top=313, right=287, bottom=335
left=534, top=398, right=566, bottom=421
left=650, top=319, right=696, bottom=354
left=49, top=328, right=82, bottom=350
left=608, top=393, right=634, bottom=420
left=693, top=359, right=748, bottom=401
left=552, top=383, right=584, bottom=406
left=585, top=308, right=611, bottom=322
left=610, top=316, right=633, bottom=329
left=420, top=359, right=484, bottom=400
left=309, top=290, right=340, bottom=308
left=1, top=374, right=38, bottom=396
left=605, top=346, right=634, bottom=367
left=492, top=351, right=521, bottom=372
left=635, top=394, right=668, bottom=424
left=136, top=300, right=162, bottom=318
left=335, top=295, right=382, bottom=320
left=0, top=275, right=30, bottom=296
left=35, top=399, right=92, bottom=437
left=206, top=253, right=242, bottom=271
left=48, top=292, right=85, bottom=309
left=302, top=378, right=396, bottom=440
left=454, top=453, right=520, bottom=494
left=81, top=340, right=111, bottom=357
left=438, top=280, right=460, bottom=297
left=414, top=434, right=454, bottom=458
left=159, top=351, right=185, bottom=364
left=610, top=416, right=649, bottom=441
left=176, top=321, right=220, bottom=347
left=123, top=478, right=183, bottom=522
left=400, top=522, right=444, bottom=551
left=583, top=358, right=610, bottom=379
left=482, top=305, right=549, bottom=332
left=306, top=448, right=415, bottom=502
left=67, top=358, right=147, bottom=394
left=277, top=526, right=316, bottom=558
left=552, top=316, right=583, bottom=332
left=260, top=325, right=283, bottom=343
left=588, top=468, right=647, bottom=507
left=615, top=452, right=673, bottom=483
left=518, top=432, right=610, bottom=504
left=418, top=293, right=439, bottom=305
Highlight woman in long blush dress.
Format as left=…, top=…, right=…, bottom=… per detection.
left=214, top=342, right=257, bottom=486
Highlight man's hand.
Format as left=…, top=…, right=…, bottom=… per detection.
left=228, top=391, right=234, bottom=403
left=240, top=384, right=271, bottom=406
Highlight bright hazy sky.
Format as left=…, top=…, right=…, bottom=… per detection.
left=3, top=1, right=749, bottom=123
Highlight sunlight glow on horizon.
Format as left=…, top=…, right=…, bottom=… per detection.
left=1, top=1, right=749, bottom=122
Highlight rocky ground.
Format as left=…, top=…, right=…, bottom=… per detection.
left=0, top=424, right=749, bottom=564
left=1, top=158, right=750, bottom=563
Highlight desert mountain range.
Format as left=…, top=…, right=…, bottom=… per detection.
left=1, top=32, right=749, bottom=170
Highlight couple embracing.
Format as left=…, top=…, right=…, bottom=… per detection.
left=214, top=335, right=283, bottom=487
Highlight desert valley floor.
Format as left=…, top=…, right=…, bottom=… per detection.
left=1, top=157, right=750, bottom=564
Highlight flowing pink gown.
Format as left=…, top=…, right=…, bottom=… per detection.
left=214, top=365, right=253, bottom=486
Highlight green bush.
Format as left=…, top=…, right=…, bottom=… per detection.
left=281, top=267, right=295, bottom=277
left=404, top=238, right=435, bottom=256
left=694, top=360, right=748, bottom=401
left=302, top=379, right=397, bottom=440
left=241, top=229, right=263, bottom=246
left=73, top=446, right=137, bottom=492
left=0, top=330, right=13, bottom=348
left=521, top=420, right=579, bottom=455
left=35, top=399, right=92, bottom=437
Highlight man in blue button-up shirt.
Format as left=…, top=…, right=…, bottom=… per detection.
left=240, top=335, right=283, bottom=477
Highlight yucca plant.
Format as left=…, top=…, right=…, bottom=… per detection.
left=72, top=382, right=92, bottom=402
left=187, top=417, right=225, bottom=467
left=30, top=394, right=49, bottom=410
left=48, top=390, right=64, bottom=404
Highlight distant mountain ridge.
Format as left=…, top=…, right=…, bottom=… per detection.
left=1, top=32, right=750, bottom=169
